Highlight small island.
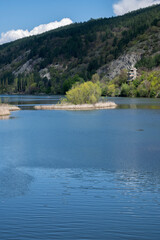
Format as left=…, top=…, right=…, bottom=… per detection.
left=0, top=104, right=20, bottom=119
left=34, top=81, right=117, bottom=110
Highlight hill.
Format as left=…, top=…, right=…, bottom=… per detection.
left=0, top=4, right=160, bottom=97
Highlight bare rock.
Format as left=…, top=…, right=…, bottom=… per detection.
left=98, top=52, right=142, bottom=79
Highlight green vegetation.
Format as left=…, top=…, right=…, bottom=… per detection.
left=0, top=4, right=160, bottom=95
left=136, top=54, right=160, bottom=69
left=102, top=70, right=160, bottom=98
left=62, top=81, right=101, bottom=104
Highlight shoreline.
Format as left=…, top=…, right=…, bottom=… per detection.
left=0, top=104, right=20, bottom=118
left=34, top=101, right=117, bottom=110
left=0, top=93, right=159, bottom=99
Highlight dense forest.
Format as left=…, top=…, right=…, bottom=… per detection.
left=0, top=4, right=160, bottom=97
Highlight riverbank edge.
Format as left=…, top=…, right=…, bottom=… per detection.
left=34, top=101, right=117, bottom=110
left=0, top=104, right=20, bottom=118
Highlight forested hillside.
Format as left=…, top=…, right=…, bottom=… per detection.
left=0, top=4, right=160, bottom=96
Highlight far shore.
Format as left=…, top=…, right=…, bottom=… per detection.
left=34, top=101, right=117, bottom=110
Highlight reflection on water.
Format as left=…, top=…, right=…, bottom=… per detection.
left=0, top=115, right=10, bottom=120
left=0, top=95, right=160, bottom=110
left=0, top=168, right=160, bottom=239
left=111, top=97, right=160, bottom=109
left=0, top=95, right=61, bottom=108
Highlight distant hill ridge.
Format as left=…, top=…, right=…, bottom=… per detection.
left=0, top=4, right=160, bottom=95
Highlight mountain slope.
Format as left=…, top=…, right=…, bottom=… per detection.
left=0, top=4, right=160, bottom=95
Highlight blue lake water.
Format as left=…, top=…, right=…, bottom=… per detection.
left=0, top=95, right=160, bottom=239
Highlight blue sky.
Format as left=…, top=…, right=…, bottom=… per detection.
left=0, top=0, right=159, bottom=44
left=0, top=0, right=116, bottom=33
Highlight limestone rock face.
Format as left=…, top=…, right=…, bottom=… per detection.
left=39, top=68, right=51, bottom=80
left=14, top=58, right=42, bottom=76
left=98, top=53, right=141, bottom=79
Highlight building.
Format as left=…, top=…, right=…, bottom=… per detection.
left=128, top=66, right=137, bottom=82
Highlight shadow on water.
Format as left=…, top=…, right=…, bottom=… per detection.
left=0, top=167, right=33, bottom=198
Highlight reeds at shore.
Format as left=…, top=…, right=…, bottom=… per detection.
left=34, top=101, right=117, bottom=110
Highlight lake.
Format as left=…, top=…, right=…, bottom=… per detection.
left=0, top=95, right=160, bottom=240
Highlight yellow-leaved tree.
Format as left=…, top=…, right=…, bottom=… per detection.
left=62, top=81, right=102, bottom=105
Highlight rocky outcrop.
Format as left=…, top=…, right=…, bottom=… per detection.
left=0, top=104, right=20, bottom=119
left=39, top=68, right=51, bottom=80
left=98, top=53, right=142, bottom=79
left=0, top=108, right=10, bottom=116
left=14, top=58, right=42, bottom=76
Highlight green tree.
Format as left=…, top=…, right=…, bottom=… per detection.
left=137, top=85, right=149, bottom=97
left=107, top=84, right=116, bottom=96
left=64, top=81, right=102, bottom=104
left=63, top=74, right=84, bottom=93
left=91, top=73, right=100, bottom=83
left=120, top=83, right=130, bottom=97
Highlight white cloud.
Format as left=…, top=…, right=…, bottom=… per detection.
left=0, top=18, right=73, bottom=45
left=113, top=0, right=160, bottom=15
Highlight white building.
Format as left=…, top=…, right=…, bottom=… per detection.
left=128, top=66, right=137, bottom=81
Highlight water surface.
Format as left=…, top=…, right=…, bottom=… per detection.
left=0, top=95, right=160, bottom=239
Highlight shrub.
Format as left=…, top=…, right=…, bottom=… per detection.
left=64, top=81, right=102, bottom=104
left=107, top=84, right=116, bottom=97
left=137, top=85, right=149, bottom=97
left=120, top=83, right=130, bottom=97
